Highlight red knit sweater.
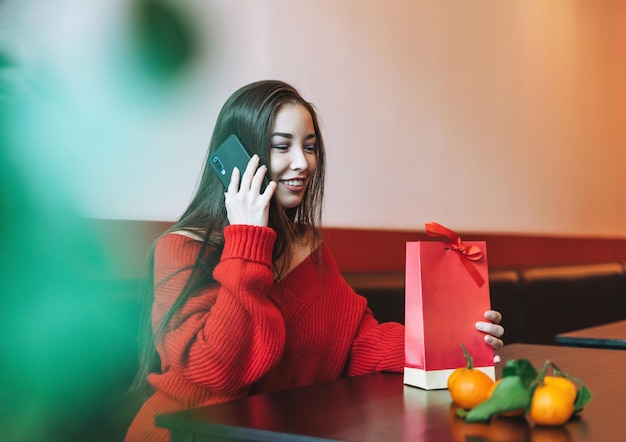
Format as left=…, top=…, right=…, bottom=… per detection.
left=125, top=225, right=405, bottom=441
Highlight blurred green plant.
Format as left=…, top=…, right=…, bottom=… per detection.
left=0, top=1, right=204, bottom=439
left=0, top=64, right=139, bottom=440
left=129, top=0, right=200, bottom=82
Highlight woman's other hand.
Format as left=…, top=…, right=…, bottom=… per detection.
left=225, top=155, right=277, bottom=226
left=475, top=310, right=504, bottom=363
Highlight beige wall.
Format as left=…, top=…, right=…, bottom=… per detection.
left=4, top=0, right=625, bottom=237
left=289, top=0, right=626, bottom=236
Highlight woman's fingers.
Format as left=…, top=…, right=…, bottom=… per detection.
left=484, top=310, right=502, bottom=325
left=251, top=164, right=268, bottom=192
left=227, top=166, right=241, bottom=193
left=476, top=321, right=504, bottom=338
left=484, top=334, right=504, bottom=350
left=239, top=155, right=260, bottom=190
left=229, top=155, right=268, bottom=194
left=476, top=319, right=504, bottom=350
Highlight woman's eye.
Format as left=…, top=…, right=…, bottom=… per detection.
left=304, top=144, right=316, bottom=153
left=271, top=144, right=289, bottom=151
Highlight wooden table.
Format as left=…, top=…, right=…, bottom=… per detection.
left=555, top=319, right=626, bottom=349
left=156, top=344, right=626, bottom=441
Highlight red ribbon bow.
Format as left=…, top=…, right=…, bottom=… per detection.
left=425, top=222, right=485, bottom=287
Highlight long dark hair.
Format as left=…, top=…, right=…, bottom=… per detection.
left=130, top=80, right=326, bottom=399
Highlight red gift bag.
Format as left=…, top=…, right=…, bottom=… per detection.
left=404, top=222, right=495, bottom=390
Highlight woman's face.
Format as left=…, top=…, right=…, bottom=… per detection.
left=269, top=103, right=318, bottom=209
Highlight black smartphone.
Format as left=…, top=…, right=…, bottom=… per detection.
left=209, top=134, right=268, bottom=191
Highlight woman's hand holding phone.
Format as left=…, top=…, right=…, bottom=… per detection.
left=224, top=155, right=276, bottom=227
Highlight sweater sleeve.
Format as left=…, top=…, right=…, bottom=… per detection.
left=153, top=225, right=286, bottom=394
left=344, top=308, right=405, bottom=376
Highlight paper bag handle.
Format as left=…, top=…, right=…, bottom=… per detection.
left=425, top=222, right=485, bottom=287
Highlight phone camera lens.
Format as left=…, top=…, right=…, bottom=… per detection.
left=212, top=156, right=226, bottom=175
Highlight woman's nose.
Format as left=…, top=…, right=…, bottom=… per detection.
left=289, top=147, right=307, bottom=170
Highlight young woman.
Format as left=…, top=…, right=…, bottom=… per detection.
left=125, top=80, right=504, bottom=441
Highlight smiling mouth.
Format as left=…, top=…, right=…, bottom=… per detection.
left=281, top=179, right=305, bottom=187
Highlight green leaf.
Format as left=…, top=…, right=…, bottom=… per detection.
left=464, top=376, right=532, bottom=422
left=502, top=359, right=537, bottom=387
left=574, top=384, right=592, bottom=412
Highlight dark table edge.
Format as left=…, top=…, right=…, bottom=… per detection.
left=554, top=336, right=626, bottom=349
left=156, top=414, right=342, bottom=442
